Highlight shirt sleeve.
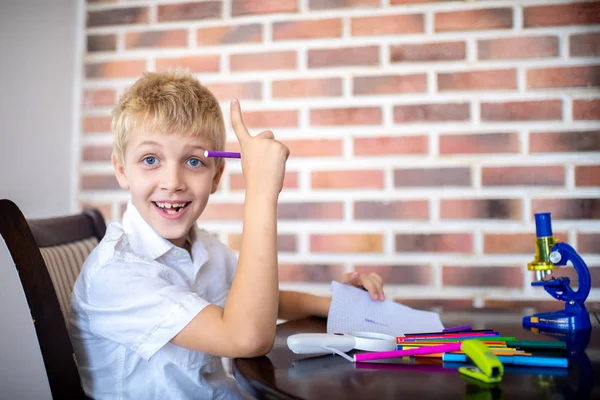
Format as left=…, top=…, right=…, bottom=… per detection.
left=83, top=259, right=209, bottom=361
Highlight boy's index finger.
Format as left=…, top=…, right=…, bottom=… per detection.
left=230, top=99, right=251, bottom=142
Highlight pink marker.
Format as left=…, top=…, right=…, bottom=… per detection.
left=204, top=150, right=241, bottom=159
left=354, top=342, right=462, bottom=362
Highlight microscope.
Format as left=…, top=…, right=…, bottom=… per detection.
left=522, top=213, right=592, bottom=331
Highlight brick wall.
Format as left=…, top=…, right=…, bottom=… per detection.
left=81, top=0, right=600, bottom=310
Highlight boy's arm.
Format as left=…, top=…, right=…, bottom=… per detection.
left=171, top=99, right=289, bottom=358
left=278, top=272, right=386, bottom=320
left=278, top=290, right=331, bottom=320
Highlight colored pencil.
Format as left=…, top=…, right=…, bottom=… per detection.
left=442, top=353, right=568, bottom=368
left=354, top=342, right=462, bottom=363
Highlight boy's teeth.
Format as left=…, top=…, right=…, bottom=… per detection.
left=156, top=202, right=187, bottom=209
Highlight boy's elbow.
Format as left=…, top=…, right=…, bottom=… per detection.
left=235, top=330, right=275, bottom=358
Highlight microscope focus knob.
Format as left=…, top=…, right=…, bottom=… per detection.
left=549, top=251, right=562, bottom=264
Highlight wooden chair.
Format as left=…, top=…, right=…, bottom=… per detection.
left=0, top=199, right=106, bottom=399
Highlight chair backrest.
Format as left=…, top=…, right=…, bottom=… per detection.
left=0, top=199, right=106, bottom=399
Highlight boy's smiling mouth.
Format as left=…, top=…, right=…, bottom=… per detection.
left=152, top=201, right=191, bottom=217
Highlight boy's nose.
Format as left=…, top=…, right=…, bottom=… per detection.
left=160, top=165, right=186, bottom=192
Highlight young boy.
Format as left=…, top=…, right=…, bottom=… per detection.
left=69, top=70, right=385, bottom=399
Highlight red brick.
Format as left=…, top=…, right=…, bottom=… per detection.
left=199, top=203, right=245, bottom=220
left=391, top=41, right=466, bottom=63
left=532, top=199, right=600, bottom=220
left=394, top=103, right=470, bottom=123
left=87, top=34, right=116, bottom=52
left=353, top=135, right=428, bottom=156
left=85, top=60, right=146, bottom=79
left=80, top=175, right=120, bottom=190
left=439, top=132, right=519, bottom=155
left=82, top=116, right=112, bottom=133
left=284, top=139, right=343, bottom=157
left=230, top=51, right=296, bottom=72
left=353, top=74, right=427, bottom=95
left=354, top=200, right=429, bottom=220
left=197, top=24, right=262, bottom=45
left=478, top=36, right=558, bottom=60
left=232, top=0, right=298, bottom=16
left=351, top=14, right=424, bottom=36
left=438, top=69, right=517, bottom=91
left=156, top=55, right=219, bottom=74
left=576, top=165, right=600, bottom=187
left=435, top=8, right=512, bottom=32
left=392, top=298, right=474, bottom=312
left=394, top=168, right=471, bottom=187
left=570, top=33, right=600, bottom=57
left=354, top=265, right=432, bottom=285
left=310, top=107, right=382, bottom=126
left=278, top=202, right=344, bottom=220
left=530, top=130, right=600, bottom=153
left=578, top=233, right=600, bottom=254
left=125, top=30, right=187, bottom=49
left=308, top=46, right=379, bottom=68
left=310, top=234, right=383, bottom=253
left=482, top=166, right=565, bottom=186
left=229, top=233, right=297, bottom=252
left=483, top=233, right=537, bottom=254
left=82, top=89, right=115, bottom=109
left=87, top=7, right=148, bottom=27
left=81, top=202, right=113, bottom=224
left=309, top=0, right=379, bottom=10
left=484, top=299, right=572, bottom=313
left=273, top=19, right=342, bottom=41
left=205, top=82, right=262, bottom=101
left=481, top=100, right=562, bottom=121
left=272, top=78, right=342, bottom=98
left=527, top=66, right=600, bottom=89
left=573, top=99, right=600, bottom=120
left=82, top=145, right=112, bottom=162
left=158, top=2, right=221, bottom=22
left=524, top=2, right=600, bottom=27
left=395, top=233, right=472, bottom=253
left=233, top=110, right=297, bottom=129
left=311, top=170, right=384, bottom=189
left=441, top=199, right=522, bottom=220
left=442, top=266, right=523, bottom=288
left=279, top=264, right=345, bottom=282
left=230, top=171, right=298, bottom=191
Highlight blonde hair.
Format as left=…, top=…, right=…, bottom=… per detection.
left=112, top=69, right=225, bottom=167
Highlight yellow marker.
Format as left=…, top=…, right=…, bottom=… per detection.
left=458, top=340, right=504, bottom=384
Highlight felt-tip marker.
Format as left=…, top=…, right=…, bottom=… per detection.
left=204, top=150, right=241, bottom=159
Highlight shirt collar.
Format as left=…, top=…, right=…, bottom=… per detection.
left=122, top=201, right=175, bottom=260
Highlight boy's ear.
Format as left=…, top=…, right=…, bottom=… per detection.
left=111, top=152, right=130, bottom=190
left=210, top=163, right=225, bottom=194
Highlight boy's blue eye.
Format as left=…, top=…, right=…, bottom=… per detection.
left=187, top=157, right=204, bottom=167
left=142, top=156, right=157, bottom=165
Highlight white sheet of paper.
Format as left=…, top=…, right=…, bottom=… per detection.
left=326, top=282, right=444, bottom=336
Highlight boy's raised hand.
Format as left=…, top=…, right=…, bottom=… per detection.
left=230, top=98, right=289, bottom=195
left=339, top=271, right=385, bottom=301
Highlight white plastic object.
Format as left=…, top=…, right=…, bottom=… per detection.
left=286, top=332, right=396, bottom=355
left=287, top=333, right=356, bottom=354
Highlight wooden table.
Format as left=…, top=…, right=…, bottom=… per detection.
left=233, top=309, right=600, bottom=399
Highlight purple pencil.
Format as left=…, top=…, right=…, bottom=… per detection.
left=204, top=150, right=241, bottom=159
left=354, top=342, right=462, bottom=363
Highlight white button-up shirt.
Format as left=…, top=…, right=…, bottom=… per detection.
left=69, top=202, right=245, bottom=399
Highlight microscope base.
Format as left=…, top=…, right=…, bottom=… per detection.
left=523, top=309, right=591, bottom=331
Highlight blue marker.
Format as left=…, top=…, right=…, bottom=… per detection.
left=443, top=353, right=568, bottom=368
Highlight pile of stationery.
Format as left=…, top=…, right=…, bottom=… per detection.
left=396, top=326, right=568, bottom=368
